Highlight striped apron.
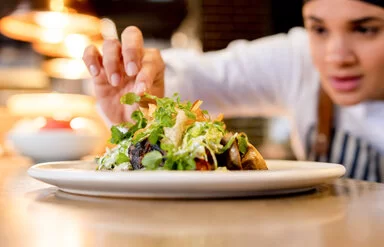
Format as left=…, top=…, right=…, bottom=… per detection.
left=306, top=125, right=384, bottom=182
left=305, top=88, right=384, bottom=183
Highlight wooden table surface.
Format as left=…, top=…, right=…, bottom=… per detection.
left=1, top=156, right=384, bottom=247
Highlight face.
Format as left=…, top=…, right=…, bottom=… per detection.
left=303, top=0, right=384, bottom=105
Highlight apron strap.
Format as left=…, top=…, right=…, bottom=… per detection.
left=314, top=87, right=334, bottom=156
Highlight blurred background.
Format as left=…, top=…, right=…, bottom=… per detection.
left=0, top=0, right=303, bottom=162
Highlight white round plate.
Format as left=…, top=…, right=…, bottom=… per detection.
left=28, top=160, right=346, bottom=198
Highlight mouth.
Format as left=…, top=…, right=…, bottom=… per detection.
left=329, top=75, right=363, bottom=92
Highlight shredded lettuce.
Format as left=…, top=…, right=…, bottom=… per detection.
left=97, top=139, right=133, bottom=170
left=96, top=93, right=240, bottom=171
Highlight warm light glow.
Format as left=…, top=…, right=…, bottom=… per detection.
left=0, top=11, right=101, bottom=44
left=8, top=117, right=47, bottom=133
left=50, top=0, right=66, bottom=12
left=70, top=117, right=88, bottom=130
left=6, top=93, right=97, bottom=118
left=54, top=59, right=84, bottom=78
left=70, top=117, right=101, bottom=135
left=0, top=67, right=49, bottom=89
left=42, top=58, right=90, bottom=80
left=34, top=12, right=69, bottom=29
left=32, top=38, right=102, bottom=58
left=40, top=29, right=65, bottom=44
left=52, top=112, right=73, bottom=121
left=33, top=117, right=47, bottom=129
left=64, top=34, right=90, bottom=58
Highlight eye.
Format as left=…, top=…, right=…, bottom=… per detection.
left=309, top=25, right=328, bottom=36
left=354, top=26, right=380, bottom=36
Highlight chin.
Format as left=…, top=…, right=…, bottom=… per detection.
left=328, top=91, right=364, bottom=106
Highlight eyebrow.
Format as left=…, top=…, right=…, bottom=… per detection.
left=304, top=15, right=384, bottom=24
left=350, top=17, right=384, bottom=25
left=304, top=15, right=323, bottom=23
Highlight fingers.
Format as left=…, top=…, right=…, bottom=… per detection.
left=134, top=49, right=165, bottom=96
left=83, top=45, right=102, bottom=77
left=83, top=26, right=163, bottom=96
left=121, top=26, right=144, bottom=77
left=102, top=39, right=123, bottom=87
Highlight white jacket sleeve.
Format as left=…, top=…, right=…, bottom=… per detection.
left=162, top=27, right=316, bottom=118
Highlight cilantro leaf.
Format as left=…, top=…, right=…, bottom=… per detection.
left=120, top=92, right=141, bottom=105
left=163, top=158, right=175, bottom=170
left=128, top=110, right=147, bottom=143
left=148, top=127, right=163, bottom=144
left=131, top=110, right=144, bottom=123
left=184, top=158, right=196, bottom=170
left=132, top=131, right=149, bottom=144
left=182, top=109, right=196, bottom=119
left=160, top=142, right=175, bottom=152
left=116, top=153, right=130, bottom=164
left=110, top=126, right=126, bottom=144
left=142, top=151, right=163, bottom=170
left=218, top=133, right=237, bottom=154
left=237, top=133, right=249, bottom=155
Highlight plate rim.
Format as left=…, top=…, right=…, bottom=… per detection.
left=28, top=159, right=346, bottom=181
left=27, top=159, right=346, bottom=198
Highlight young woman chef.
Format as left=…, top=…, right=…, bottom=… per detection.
left=82, top=0, right=384, bottom=182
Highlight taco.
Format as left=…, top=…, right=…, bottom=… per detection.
left=96, top=93, right=267, bottom=171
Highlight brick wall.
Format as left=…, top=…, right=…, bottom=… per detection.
left=201, top=0, right=272, bottom=51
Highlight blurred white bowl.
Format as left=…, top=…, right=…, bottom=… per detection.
left=7, top=130, right=103, bottom=162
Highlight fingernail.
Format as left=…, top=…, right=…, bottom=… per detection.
left=89, top=65, right=98, bottom=77
left=111, top=73, right=120, bottom=87
left=126, top=62, right=138, bottom=77
left=134, top=82, right=147, bottom=95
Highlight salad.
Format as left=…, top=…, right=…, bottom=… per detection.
left=96, top=93, right=267, bottom=171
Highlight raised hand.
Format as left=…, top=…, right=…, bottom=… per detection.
left=82, top=26, right=165, bottom=124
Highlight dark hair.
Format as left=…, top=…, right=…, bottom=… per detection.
left=303, top=0, right=384, bottom=8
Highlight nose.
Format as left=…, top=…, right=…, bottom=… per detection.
left=325, top=35, right=357, bottom=66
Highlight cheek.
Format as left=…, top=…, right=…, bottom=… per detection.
left=308, top=38, right=326, bottom=72
left=357, top=42, right=384, bottom=79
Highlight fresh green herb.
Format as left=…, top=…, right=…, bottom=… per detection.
left=148, top=126, right=163, bottom=144
left=163, top=157, right=175, bottom=170
left=116, top=153, right=130, bottom=164
left=131, top=110, right=146, bottom=126
left=120, top=92, right=141, bottom=105
left=142, top=151, right=163, bottom=170
left=110, top=126, right=124, bottom=144
left=110, top=125, right=131, bottom=144
left=160, top=142, right=175, bottom=152
left=161, top=152, right=197, bottom=171
left=182, top=109, right=196, bottom=119
left=185, top=158, right=196, bottom=170
left=99, top=92, right=246, bottom=172
left=177, top=100, right=195, bottom=120
left=132, top=130, right=149, bottom=144
left=217, top=133, right=238, bottom=154
left=127, top=110, right=147, bottom=142
left=202, top=110, right=209, bottom=119
left=237, top=133, right=249, bottom=155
